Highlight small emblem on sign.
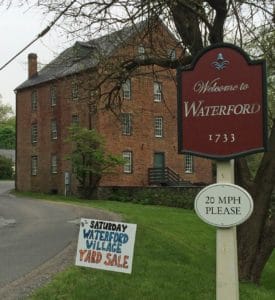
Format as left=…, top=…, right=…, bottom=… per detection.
left=212, top=53, right=229, bottom=70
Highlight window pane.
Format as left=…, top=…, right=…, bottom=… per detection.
left=154, top=117, right=163, bottom=137
left=154, top=82, right=162, bottom=102
left=122, top=79, right=131, bottom=100
left=121, top=113, right=132, bottom=135
left=31, top=123, right=38, bottom=143
left=72, top=81, right=79, bottom=100
left=51, top=155, right=57, bottom=173
left=50, top=84, right=57, bottom=106
left=51, top=120, right=57, bottom=139
left=185, top=154, right=193, bottom=173
left=31, top=156, right=38, bottom=175
left=138, top=45, right=145, bottom=59
left=72, top=114, right=80, bottom=125
left=122, top=151, right=132, bottom=173
left=31, top=90, right=38, bottom=111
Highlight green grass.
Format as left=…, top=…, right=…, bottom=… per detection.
left=16, top=193, right=275, bottom=300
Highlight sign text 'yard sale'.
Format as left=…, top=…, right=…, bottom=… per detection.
left=75, top=219, right=137, bottom=274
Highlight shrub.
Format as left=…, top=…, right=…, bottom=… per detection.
left=0, top=155, right=13, bottom=179
left=105, top=186, right=202, bottom=209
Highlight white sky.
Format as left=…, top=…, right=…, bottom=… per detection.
left=0, top=5, right=71, bottom=112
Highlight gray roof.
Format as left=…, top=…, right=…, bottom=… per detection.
left=16, top=21, right=149, bottom=91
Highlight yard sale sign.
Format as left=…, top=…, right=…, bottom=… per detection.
left=76, top=218, right=137, bottom=274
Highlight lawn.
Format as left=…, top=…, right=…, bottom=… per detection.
left=26, top=196, right=275, bottom=300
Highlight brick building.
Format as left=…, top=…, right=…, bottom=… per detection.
left=15, top=19, right=213, bottom=195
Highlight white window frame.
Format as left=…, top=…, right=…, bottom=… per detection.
left=51, top=155, right=58, bottom=174
left=31, top=123, right=38, bottom=143
left=122, top=151, right=133, bottom=173
left=122, top=79, right=131, bottom=100
left=154, top=82, right=162, bottom=102
left=31, top=156, right=38, bottom=176
left=185, top=154, right=194, bottom=173
left=51, top=119, right=58, bottom=140
left=154, top=117, right=163, bottom=138
left=121, top=113, right=132, bottom=135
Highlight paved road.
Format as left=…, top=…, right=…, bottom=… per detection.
left=0, top=181, right=119, bottom=288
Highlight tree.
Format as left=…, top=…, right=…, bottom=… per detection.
left=4, top=0, right=274, bottom=283
left=0, top=100, right=13, bottom=123
left=0, top=125, right=15, bottom=149
left=0, top=101, right=15, bottom=149
left=67, top=126, right=123, bottom=198
left=0, top=155, right=13, bottom=179
left=235, top=27, right=275, bottom=283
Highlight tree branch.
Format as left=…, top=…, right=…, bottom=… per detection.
left=169, top=1, right=203, bottom=55
left=235, top=157, right=253, bottom=190
left=254, top=119, right=275, bottom=188
left=207, top=0, right=227, bottom=43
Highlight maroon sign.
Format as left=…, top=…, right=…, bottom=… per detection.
left=178, top=43, right=267, bottom=160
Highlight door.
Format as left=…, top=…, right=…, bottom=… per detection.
left=153, top=152, right=165, bottom=184
left=153, top=152, right=165, bottom=168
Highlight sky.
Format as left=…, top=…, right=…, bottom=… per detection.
left=0, top=5, right=71, bottom=112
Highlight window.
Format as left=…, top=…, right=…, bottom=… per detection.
left=51, top=119, right=57, bottom=139
left=31, top=156, right=38, bottom=175
left=138, top=45, right=145, bottom=59
left=50, top=84, right=57, bottom=106
left=71, top=81, right=79, bottom=100
left=154, top=82, right=162, bottom=102
left=122, top=79, right=131, bottom=100
left=154, top=117, right=163, bottom=137
left=31, top=123, right=38, bottom=143
left=168, top=49, right=176, bottom=61
left=121, top=113, right=132, bottom=135
left=72, top=114, right=80, bottom=125
left=122, top=151, right=133, bottom=173
left=185, top=154, right=194, bottom=173
left=51, top=155, right=58, bottom=174
left=31, top=90, right=38, bottom=111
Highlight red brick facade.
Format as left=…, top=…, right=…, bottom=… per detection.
left=16, top=21, right=213, bottom=195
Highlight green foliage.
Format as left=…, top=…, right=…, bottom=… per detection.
left=107, top=187, right=200, bottom=209
left=0, top=101, right=13, bottom=123
left=246, top=152, right=263, bottom=178
left=0, top=102, right=15, bottom=149
left=0, top=125, right=15, bottom=149
left=0, top=155, right=13, bottom=179
left=67, top=126, right=123, bottom=197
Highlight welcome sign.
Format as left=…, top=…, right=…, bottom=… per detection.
left=177, top=43, right=267, bottom=160
left=76, top=218, right=137, bottom=274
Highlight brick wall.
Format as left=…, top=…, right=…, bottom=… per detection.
left=16, top=23, right=213, bottom=195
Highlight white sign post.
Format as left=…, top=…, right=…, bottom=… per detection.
left=217, top=161, right=238, bottom=300
left=195, top=160, right=254, bottom=300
